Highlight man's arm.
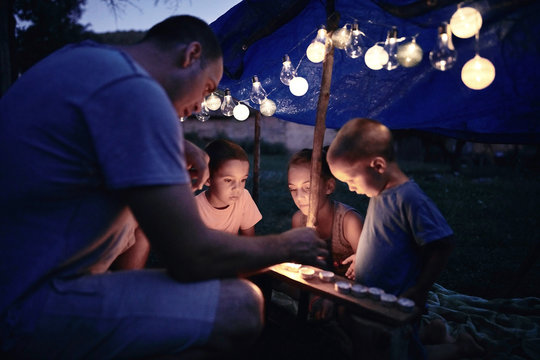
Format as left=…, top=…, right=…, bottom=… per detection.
left=400, top=236, right=455, bottom=307
left=123, top=183, right=328, bottom=281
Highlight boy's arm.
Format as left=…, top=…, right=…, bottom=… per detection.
left=400, top=236, right=455, bottom=307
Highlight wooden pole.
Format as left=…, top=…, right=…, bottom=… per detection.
left=252, top=111, right=261, bottom=205
left=306, top=5, right=339, bottom=228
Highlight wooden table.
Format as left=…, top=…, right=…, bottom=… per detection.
left=262, top=263, right=420, bottom=326
left=256, top=263, right=422, bottom=359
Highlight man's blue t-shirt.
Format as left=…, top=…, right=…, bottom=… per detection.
left=354, top=180, right=453, bottom=296
left=0, top=41, right=190, bottom=315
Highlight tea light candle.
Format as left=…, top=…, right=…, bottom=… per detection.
left=299, top=267, right=316, bottom=280
left=351, top=284, right=369, bottom=298
left=397, top=297, right=415, bottom=312
left=380, top=293, right=397, bottom=307
left=318, top=270, right=335, bottom=282
left=368, top=287, right=385, bottom=300
left=335, top=281, right=352, bottom=294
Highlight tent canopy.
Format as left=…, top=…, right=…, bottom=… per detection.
left=210, top=0, right=540, bottom=144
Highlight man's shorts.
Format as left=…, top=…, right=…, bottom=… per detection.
left=4, top=269, right=220, bottom=359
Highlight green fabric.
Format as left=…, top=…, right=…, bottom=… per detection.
left=424, top=284, right=540, bottom=359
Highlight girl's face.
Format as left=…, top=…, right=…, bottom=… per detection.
left=288, top=163, right=333, bottom=215
left=207, top=159, right=249, bottom=208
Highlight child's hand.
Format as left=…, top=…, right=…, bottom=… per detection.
left=342, top=254, right=356, bottom=280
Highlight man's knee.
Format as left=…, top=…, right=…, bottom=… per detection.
left=207, top=278, right=264, bottom=352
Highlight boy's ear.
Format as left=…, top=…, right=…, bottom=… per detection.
left=370, top=157, right=387, bottom=174
left=204, top=178, right=211, bottom=187
left=176, top=41, right=202, bottom=68
left=325, top=178, right=336, bottom=195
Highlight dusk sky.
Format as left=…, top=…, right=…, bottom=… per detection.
left=80, top=0, right=242, bottom=33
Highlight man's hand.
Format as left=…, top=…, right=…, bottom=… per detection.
left=184, top=140, right=209, bottom=191
left=280, top=227, right=328, bottom=268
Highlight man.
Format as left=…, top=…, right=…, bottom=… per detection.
left=0, top=16, right=327, bottom=358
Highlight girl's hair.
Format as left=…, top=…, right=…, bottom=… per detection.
left=142, top=15, right=222, bottom=66
left=205, top=139, right=249, bottom=175
left=288, top=147, right=334, bottom=181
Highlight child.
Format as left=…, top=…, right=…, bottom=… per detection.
left=327, top=118, right=483, bottom=359
left=195, top=139, right=262, bottom=235
left=288, top=148, right=364, bottom=278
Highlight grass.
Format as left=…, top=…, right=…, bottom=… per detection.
left=252, top=153, right=540, bottom=300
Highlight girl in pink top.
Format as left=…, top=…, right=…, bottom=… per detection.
left=195, top=139, right=262, bottom=235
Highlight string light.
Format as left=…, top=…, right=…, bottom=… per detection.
left=195, top=100, right=210, bottom=122
left=289, top=76, right=309, bottom=96
left=280, top=55, right=296, bottom=86
left=205, top=92, right=222, bottom=111
left=450, top=6, right=482, bottom=39
left=345, top=22, right=365, bottom=59
left=260, top=98, right=277, bottom=116
left=306, top=25, right=328, bottom=63
left=397, top=37, right=423, bottom=68
left=220, top=89, right=235, bottom=117
left=383, top=27, right=399, bottom=70
left=233, top=102, right=250, bottom=121
left=429, top=22, right=457, bottom=71
left=364, top=44, right=389, bottom=70
left=331, top=24, right=351, bottom=50
left=249, top=75, right=268, bottom=104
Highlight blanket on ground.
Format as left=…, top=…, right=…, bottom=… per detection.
left=425, top=284, right=540, bottom=359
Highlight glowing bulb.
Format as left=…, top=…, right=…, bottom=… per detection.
left=430, top=22, right=457, bottom=71
left=331, top=24, right=351, bottom=50
left=306, top=26, right=328, bottom=63
left=450, top=7, right=482, bottom=39
left=289, top=76, right=309, bottom=96
left=195, top=101, right=210, bottom=122
left=280, top=54, right=296, bottom=86
left=249, top=75, right=267, bottom=104
left=383, top=27, right=399, bottom=70
left=345, top=22, right=365, bottom=59
left=260, top=98, right=276, bottom=116
left=461, top=54, right=495, bottom=90
left=220, top=89, right=235, bottom=117
left=205, top=92, right=221, bottom=111
left=397, top=38, right=423, bottom=68
left=233, top=102, right=250, bottom=121
left=364, top=44, right=389, bottom=70
left=179, top=116, right=186, bottom=122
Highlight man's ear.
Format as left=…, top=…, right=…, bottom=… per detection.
left=370, top=157, right=387, bottom=174
left=325, top=178, right=336, bottom=195
left=205, top=177, right=211, bottom=187
left=176, top=41, right=202, bottom=68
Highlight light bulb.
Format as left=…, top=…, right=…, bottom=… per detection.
left=260, top=98, right=276, bottom=116
left=249, top=75, right=267, bottom=104
left=429, top=22, right=457, bottom=71
left=233, top=102, right=250, bottom=121
left=383, top=27, right=399, bottom=70
left=220, top=89, right=235, bottom=117
left=179, top=116, right=186, bottom=122
left=306, top=26, right=328, bottom=63
left=205, top=92, right=221, bottom=111
left=280, top=55, right=296, bottom=86
left=345, top=22, right=364, bottom=59
left=364, top=44, right=389, bottom=70
left=450, top=7, right=482, bottom=39
left=289, top=76, right=309, bottom=96
left=331, top=24, right=351, bottom=50
left=461, top=54, right=495, bottom=90
left=195, top=101, right=210, bottom=122
left=397, top=38, right=423, bottom=68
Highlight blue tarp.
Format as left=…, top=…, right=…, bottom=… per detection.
left=210, top=0, right=540, bottom=144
